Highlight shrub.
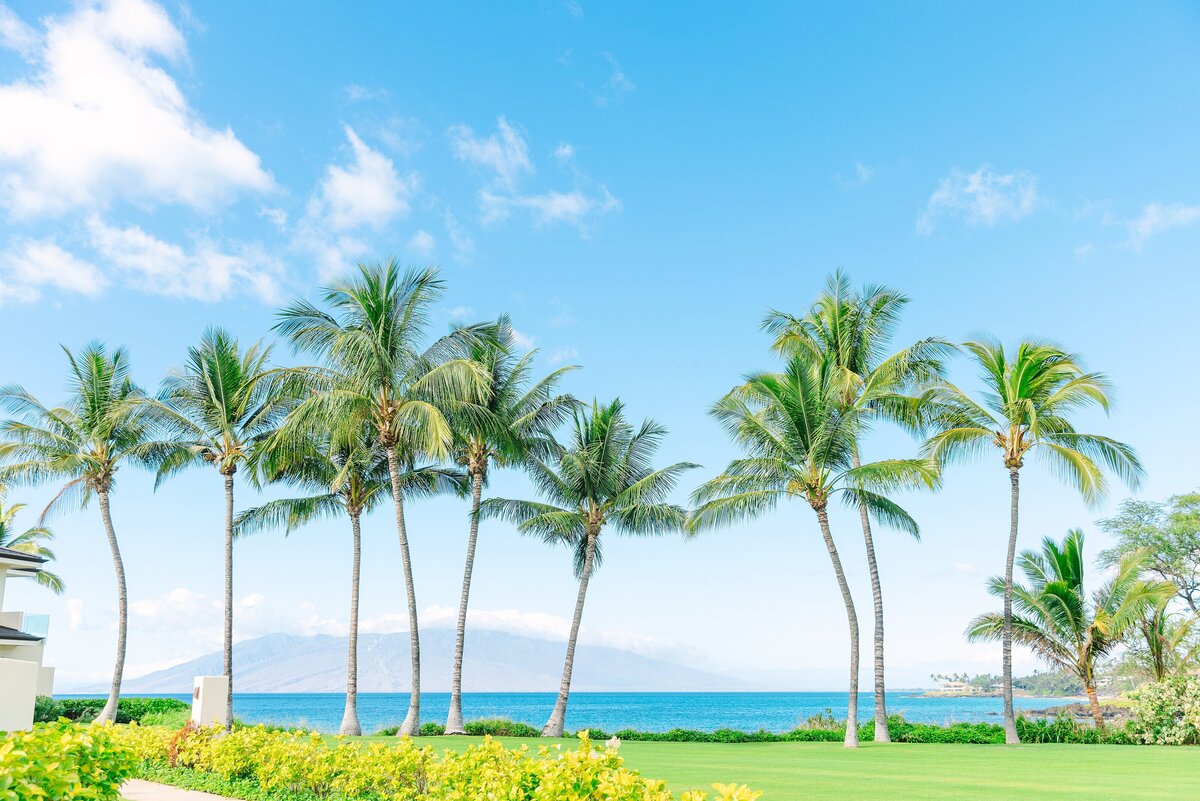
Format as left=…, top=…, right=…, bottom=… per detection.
left=462, top=717, right=541, bottom=737
left=0, top=721, right=136, bottom=801
left=1130, top=676, right=1200, bottom=745
left=50, top=696, right=189, bottom=725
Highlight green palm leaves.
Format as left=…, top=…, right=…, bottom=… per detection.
left=0, top=493, right=62, bottom=594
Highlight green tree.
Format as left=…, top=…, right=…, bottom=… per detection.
left=149, top=328, right=292, bottom=729
left=763, top=271, right=949, bottom=741
left=691, top=354, right=938, bottom=747
left=1098, top=494, right=1200, bottom=613
left=0, top=343, right=152, bottom=722
left=444, top=316, right=578, bottom=735
left=275, top=260, right=487, bottom=735
left=968, top=528, right=1172, bottom=727
left=481, top=399, right=695, bottom=737
left=0, top=487, right=63, bottom=594
left=925, top=340, right=1143, bottom=743
left=237, top=420, right=465, bottom=735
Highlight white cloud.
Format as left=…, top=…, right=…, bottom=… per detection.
left=554, top=143, right=575, bottom=163
left=564, top=0, right=584, bottom=18
left=0, top=239, right=106, bottom=301
left=511, top=328, right=536, bottom=349
left=917, top=165, right=1038, bottom=234
left=548, top=346, right=578, bottom=365
left=1073, top=243, right=1095, bottom=260
left=343, top=84, right=387, bottom=103
left=1124, top=202, right=1200, bottom=249
left=407, top=229, right=435, bottom=256
left=442, top=208, right=475, bottom=263
left=259, top=206, right=288, bottom=230
left=447, top=305, right=474, bottom=320
left=0, top=0, right=272, bottom=218
left=594, top=52, right=635, bottom=107
left=481, top=185, right=620, bottom=231
left=952, top=562, right=975, bottom=574
left=312, top=126, right=415, bottom=232
left=65, top=598, right=86, bottom=631
left=447, top=116, right=533, bottom=189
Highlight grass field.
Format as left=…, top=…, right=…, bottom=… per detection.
left=384, top=736, right=1200, bottom=800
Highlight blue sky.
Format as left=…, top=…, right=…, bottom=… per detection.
left=2, top=0, right=1198, bottom=690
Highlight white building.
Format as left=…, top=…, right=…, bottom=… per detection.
left=0, top=544, right=54, bottom=731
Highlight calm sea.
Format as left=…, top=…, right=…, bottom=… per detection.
left=65, top=692, right=1076, bottom=734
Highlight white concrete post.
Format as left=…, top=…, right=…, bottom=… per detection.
left=191, top=675, right=229, bottom=727
left=0, top=656, right=39, bottom=731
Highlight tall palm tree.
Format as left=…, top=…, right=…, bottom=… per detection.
left=274, top=260, right=487, bottom=736
left=763, top=271, right=950, bottom=741
left=925, top=340, right=1143, bottom=743
left=444, top=316, right=578, bottom=735
left=0, top=343, right=152, bottom=722
left=148, top=328, right=292, bottom=729
left=480, top=399, right=696, bottom=737
left=968, top=529, right=1172, bottom=728
left=236, top=420, right=465, bottom=735
left=0, top=488, right=63, bottom=594
left=691, top=354, right=938, bottom=747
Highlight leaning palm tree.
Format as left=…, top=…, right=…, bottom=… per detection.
left=481, top=399, right=696, bottom=737
left=444, top=316, right=578, bottom=735
left=0, top=487, right=63, bottom=594
left=763, top=271, right=950, bottom=741
left=0, top=343, right=152, bottom=722
left=148, top=329, right=292, bottom=729
left=691, top=354, right=938, bottom=748
left=274, top=260, right=487, bottom=736
left=925, top=340, right=1143, bottom=743
left=968, top=529, right=1172, bottom=728
left=237, top=420, right=465, bottom=735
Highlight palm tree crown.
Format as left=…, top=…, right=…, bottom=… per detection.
left=0, top=489, right=63, bottom=594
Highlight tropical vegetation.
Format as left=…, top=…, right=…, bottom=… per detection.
left=0, top=486, right=62, bottom=593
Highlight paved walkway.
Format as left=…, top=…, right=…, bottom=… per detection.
left=122, top=779, right=233, bottom=800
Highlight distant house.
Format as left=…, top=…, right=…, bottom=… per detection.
left=940, top=681, right=978, bottom=694
left=0, top=545, right=55, bottom=731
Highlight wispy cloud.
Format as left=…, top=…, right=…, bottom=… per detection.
left=917, top=165, right=1038, bottom=234
left=0, top=239, right=106, bottom=303
left=407, top=229, right=435, bottom=256
left=594, top=52, right=635, bottom=107
left=447, top=116, right=533, bottom=190
left=1123, top=202, right=1200, bottom=249
left=443, top=208, right=475, bottom=264
left=481, top=186, right=620, bottom=230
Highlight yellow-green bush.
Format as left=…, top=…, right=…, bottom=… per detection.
left=0, top=721, right=137, bottom=801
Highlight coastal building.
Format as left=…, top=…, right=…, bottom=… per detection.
left=0, top=545, right=54, bottom=731
left=939, top=680, right=978, bottom=694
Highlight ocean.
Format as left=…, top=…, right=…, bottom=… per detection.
left=69, top=692, right=1077, bottom=734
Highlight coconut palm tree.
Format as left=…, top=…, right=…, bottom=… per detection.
left=925, top=340, right=1143, bottom=743
left=0, top=343, right=152, bottom=723
left=274, top=260, right=487, bottom=736
left=480, top=399, right=696, bottom=737
left=690, top=354, right=939, bottom=747
left=237, top=420, right=466, bottom=735
left=763, top=271, right=950, bottom=741
left=0, top=488, right=63, bottom=594
left=1133, top=601, right=1200, bottom=682
left=444, top=316, right=578, bottom=735
left=148, top=328, right=292, bottom=729
left=968, top=529, right=1172, bottom=728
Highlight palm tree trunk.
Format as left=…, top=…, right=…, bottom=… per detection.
left=385, top=445, right=421, bottom=737
left=1002, top=467, right=1021, bottom=745
left=222, top=471, right=235, bottom=730
left=340, top=510, right=363, bottom=736
left=1085, top=683, right=1105, bottom=730
left=814, top=506, right=859, bottom=748
left=852, top=449, right=890, bottom=743
left=95, top=489, right=127, bottom=725
left=446, top=469, right=485, bottom=735
left=543, top=531, right=597, bottom=738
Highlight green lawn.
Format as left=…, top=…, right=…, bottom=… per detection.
left=383, top=736, right=1200, bottom=801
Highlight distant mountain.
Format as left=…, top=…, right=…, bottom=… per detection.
left=98, top=629, right=758, bottom=693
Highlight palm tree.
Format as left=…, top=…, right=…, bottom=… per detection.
left=925, top=340, right=1144, bottom=743
left=236, top=420, right=465, bottom=735
left=968, top=528, right=1172, bottom=728
left=0, top=487, right=63, bottom=594
left=763, top=271, right=950, bottom=741
left=0, top=343, right=152, bottom=722
left=149, top=328, right=292, bottom=729
left=480, top=399, right=696, bottom=737
left=1134, top=601, right=1200, bottom=682
left=274, top=260, right=487, bottom=736
left=691, top=354, right=938, bottom=747
left=444, top=316, right=578, bottom=735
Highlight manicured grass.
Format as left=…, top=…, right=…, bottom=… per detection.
left=382, top=736, right=1200, bottom=800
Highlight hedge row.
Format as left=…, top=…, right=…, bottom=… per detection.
left=34, top=695, right=190, bottom=725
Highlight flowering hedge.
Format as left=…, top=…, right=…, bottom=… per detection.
left=0, top=721, right=137, bottom=801
left=111, top=722, right=760, bottom=801
left=1129, top=676, right=1200, bottom=745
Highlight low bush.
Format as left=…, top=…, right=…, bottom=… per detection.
left=0, top=721, right=137, bottom=801
left=35, top=696, right=190, bottom=724
left=1129, top=676, right=1200, bottom=745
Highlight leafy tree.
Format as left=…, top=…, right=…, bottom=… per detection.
left=444, top=316, right=578, bottom=735
left=0, top=343, right=153, bottom=723
left=0, top=487, right=63, bottom=594
left=691, top=354, right=938, bottom=747
left=481, top=399, right=695, bottom=737
left=275, top=260, right=487, bottom=735
left=925, top=340, right=1143, bottom=743
left=968, top=528, right=1172, bottom=727
left=763, top=271, right=949, bottom=740
left=1098, top=494, right=1200, bottom=613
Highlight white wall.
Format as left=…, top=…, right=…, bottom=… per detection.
left=0, top=657, right=39, bottom=731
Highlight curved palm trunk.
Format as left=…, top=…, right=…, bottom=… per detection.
left=340, top=511, right=363, bottom=736
left=446, top=470, right=485, bottom=735
left=1002, top=467, right=1021, bottom=745
left=852, top=450, right=890, bottom=742
left=1085, top=683, right=1105, bottom=730
left=96, top=489, right=127, bottom=724
left=385, top=445, right=421, bottom=737
left=543, top=532, right=597, bottom=737
left=815, top=506, right=859, bottom=748
left=222, top=472, right=236, bottom=730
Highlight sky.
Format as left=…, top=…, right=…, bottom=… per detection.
left=1, top=0, right=1199, bottom=691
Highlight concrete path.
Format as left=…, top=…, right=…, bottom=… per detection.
left=122, top=779, right=233, bottom=800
